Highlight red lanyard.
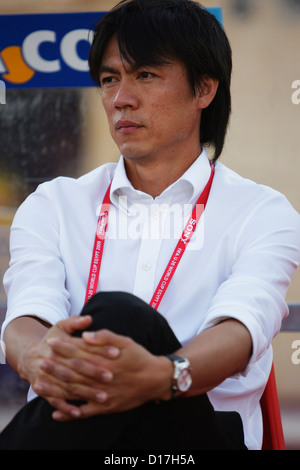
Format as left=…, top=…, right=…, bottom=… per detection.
left=85, top=165, right=214, bottom=308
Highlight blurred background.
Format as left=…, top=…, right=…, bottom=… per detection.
left=0, top=0, right=299, bottom=449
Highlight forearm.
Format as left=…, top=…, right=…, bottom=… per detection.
left=3, top=314, right=93, bottom=388
left=176, top=319, right=253, bottom=397
left=4, top=316, right=50, bottom=381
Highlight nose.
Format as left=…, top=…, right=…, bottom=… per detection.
left=113, top=79, right=139, bottom=110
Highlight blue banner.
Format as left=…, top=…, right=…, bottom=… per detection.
left=0, top=9, right=222, bottom=89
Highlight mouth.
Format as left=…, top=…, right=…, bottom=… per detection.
left=115, top=120, right=144, bottom=134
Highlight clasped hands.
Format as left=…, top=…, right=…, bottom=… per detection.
left=30, top=315, right=172, bottom=421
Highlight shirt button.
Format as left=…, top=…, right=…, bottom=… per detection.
left=142, top=262, right=152, bottom=271
left=152, top=210, right=160, bottom=219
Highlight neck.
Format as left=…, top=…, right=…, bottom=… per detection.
left=124, top=150, right=201, bottom=198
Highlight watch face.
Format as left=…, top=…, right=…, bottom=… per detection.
left=178, top=368, right=192, bottom=392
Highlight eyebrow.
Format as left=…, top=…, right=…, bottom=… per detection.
left=99, top=61, right=156, bottom=77
left=99, top=65, right=120, bottom=76
left=98, top=61, right=173, bottom=79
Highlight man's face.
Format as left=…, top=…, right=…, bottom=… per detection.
left=99, top=36, right=203, bottom=165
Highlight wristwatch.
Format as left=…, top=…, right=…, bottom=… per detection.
left=166, top=354, right=192, bottom=398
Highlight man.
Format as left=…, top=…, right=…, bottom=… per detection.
left=0, top=0, right=299, bottom=450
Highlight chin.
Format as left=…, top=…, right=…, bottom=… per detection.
left=119, top=146, right=149, bottom=161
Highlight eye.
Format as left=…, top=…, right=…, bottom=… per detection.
left=138, top=71, right=155, bottom=80
left=100, top=76, right=118, bottom=86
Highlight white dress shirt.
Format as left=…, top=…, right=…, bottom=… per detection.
left=2, top=149, right=300, bottom=449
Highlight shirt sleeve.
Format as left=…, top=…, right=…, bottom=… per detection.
left=200, top=192, right=300, bottom=367
left=1, top=183, right=71, bottom=341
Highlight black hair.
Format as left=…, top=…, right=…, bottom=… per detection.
left=89, top=0, right=232, bottom=161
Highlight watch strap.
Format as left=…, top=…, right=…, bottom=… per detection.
left=166, top=353, right=186, bottom=363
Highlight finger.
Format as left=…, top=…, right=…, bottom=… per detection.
left=84, top=342, right=121, bottom=359
left=75, top=393, right=138, bottom=418
left=46, top=337, right=79, bottom=358
left=82, top=329, right=123, bottom=355
left=72, top=401, right=109, bottom=419
left=50, top=400, right=91, bottom=422
left=54, top=400, right=111, bottom=421
left=33, top=376, right=108, bottom=404
left=82, top=328, right=120, bottom=345
left=56, top=315, right=93, bottom=336
left=46, top=338, right=118, bottom=375
left=49, top=398, right=82, bottom=421
left=41, top=358, right=113, bottom=384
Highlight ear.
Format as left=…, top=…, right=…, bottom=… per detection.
left=196, top=76, right=219, bottom=109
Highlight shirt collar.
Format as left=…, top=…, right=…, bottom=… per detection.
left=110, top=148, right=212, bottom=212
